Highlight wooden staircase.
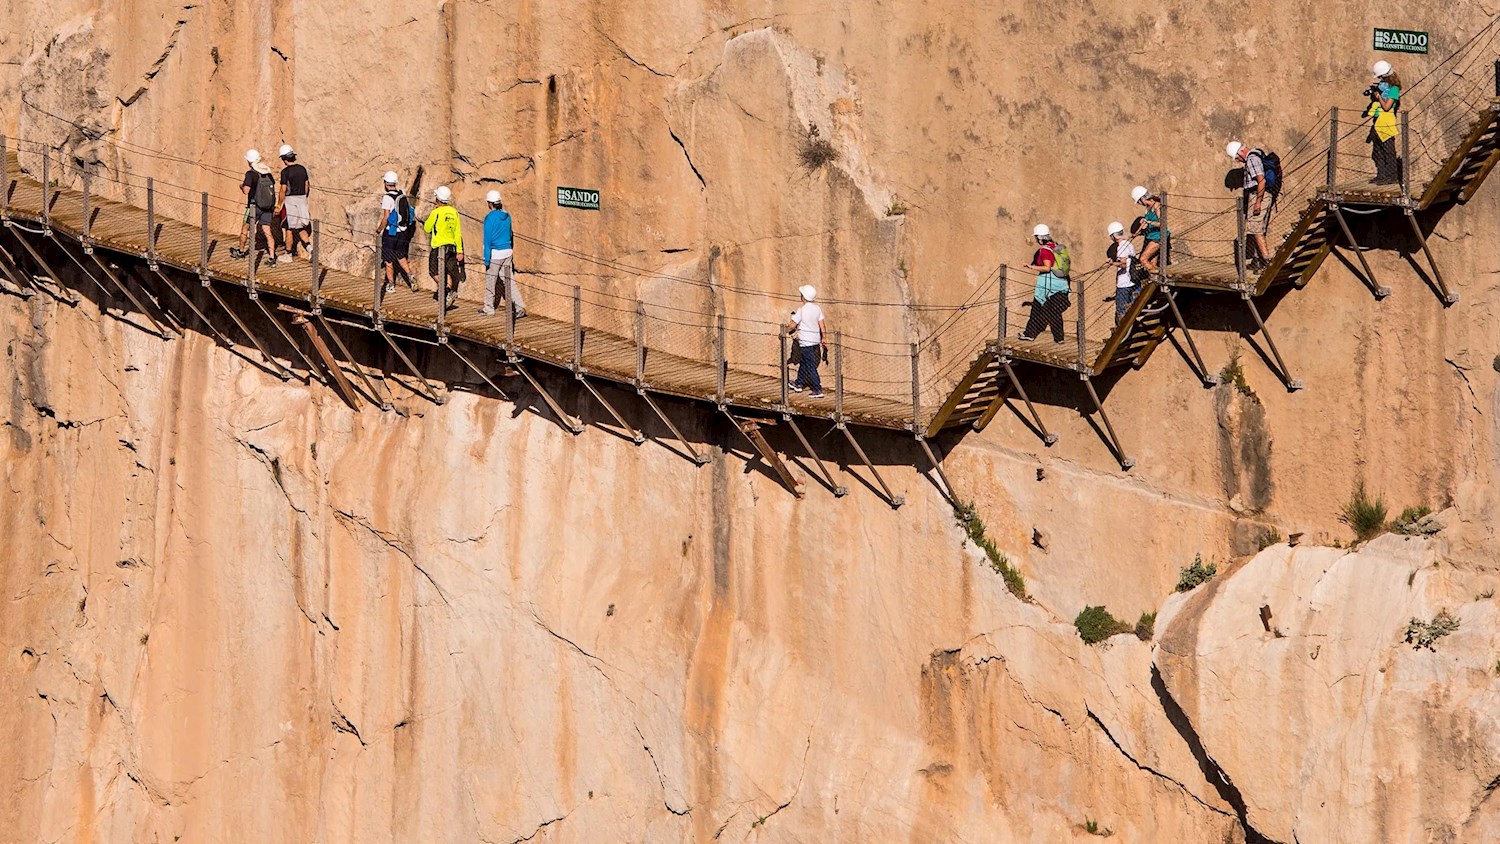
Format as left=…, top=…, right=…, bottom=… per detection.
left=1254, top=198, right=1334, bottom=293
left=1419, top=100, right=1500, bottom=208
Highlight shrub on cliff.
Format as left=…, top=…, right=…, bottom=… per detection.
left=954, top=503, right=1028, bottom=601
left=1074, top=606, right=1132, bottom=644
left=1341, top=484, right=1388, bottom=542
left=799, top=123, right=838, bottom=169
left=1403, top=611, right=1459, bottom=650
left=1175, top=554, right=1218, bottom=592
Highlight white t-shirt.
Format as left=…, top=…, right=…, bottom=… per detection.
left=792, top=303, right=825, bottom=346
left=380, top=194, right=397, bottom=213
left=1114, top=238, right=1137, bottom=288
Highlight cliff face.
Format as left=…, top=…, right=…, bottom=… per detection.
left=3, top=1, right=1500, bottom=841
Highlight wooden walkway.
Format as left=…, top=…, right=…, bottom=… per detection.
left=0, top=153, right=917, bottom=433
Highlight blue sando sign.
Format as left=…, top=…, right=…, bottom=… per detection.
left=557, top=186, right=601, bottom=210
left=1373, top=28, right=1429, bottom=54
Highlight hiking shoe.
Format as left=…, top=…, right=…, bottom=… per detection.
left=790, top=384, right=804, bottom=393
left=513, top=309, right=527, bottom=319
left=1017, top=333, right=1037, bottom=342
left=229, top=247, right=246, bottom=260
left=479, top=307, right=496, bottom=316
left=810, top=391, right=826, bottom=399
left=384, top=283, right=396, bottom=294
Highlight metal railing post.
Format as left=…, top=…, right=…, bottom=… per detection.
left=833, top=330, right=845, bottom=420
left=1075, top=271, right=1086, bottom=368
left=715, top=314, right=726, bottom=406
left=81, top=170, right=92, bottom=249
left=41, top=149, right=50, bottom=231
left=1235, top=195, right=1247, bottom=287
left=910, top=342, right=921, bottom=432
left=779, top=330, right=789, bottom=407
left=435, top=247, right=448, bottom=338
left=1327, top=108, right=1339, bottom=193
left=1400, top=109, right=1411, bottom=205
left=372, top=228, right=384, bottom=323
left=1159, top=190, right=1170, bottom=288
left=1494, top=59, right=1499, bottom=98
left=998, top=264, right=1008, bottom=343
left=247, top=248, right=258, bottom=299
left=309, top=221, right=321, bottom=310
left=633, top=299, right=645, bottom=385
left=146, top=177, right=157, bottom=265
left=199, top=192, right=209, bottom=282
left=572, top=284, right=583, bottom=371
left=0, top=134, right=8, bottom=221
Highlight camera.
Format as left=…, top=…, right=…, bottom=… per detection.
left=1363, top=84, right=1381, bottom=98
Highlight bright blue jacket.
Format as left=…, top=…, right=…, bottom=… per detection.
left=482, top=209, right=513, bottom=266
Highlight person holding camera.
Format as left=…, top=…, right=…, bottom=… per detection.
left=1365, top=60, right=1403, bottom=185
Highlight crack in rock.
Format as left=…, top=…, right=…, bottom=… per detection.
left=668, top=126, right=706, bottom=190
left=118, top=6, right=199, bottom=107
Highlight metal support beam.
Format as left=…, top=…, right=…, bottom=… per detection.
left=447, top=341, right=510, bottom=400
left=1329, top=204, right=1390, bottom=299
left=251, top=295, right=325, bottom=385
left=577, top=374, right=644, bottom=443
left=916, top=436, right=960, bottom=509
left=783, top=415, right=846, bottom=497
left=838, top=423, right=904, bottom=509
left=0, top=242, right=36, bottom=299
left=379, top=328, right=444, bottom=403
left=1404, top=211, right=1457, bottom=305
left=194, top=270, right=295, bottom=381
left=1081, top=374, right=1135, bottom=470
left=1163, top=288, right=1217, bottom=386
left=1241, top=292, right=1303, bottom=390
left=975, top=358, right=1058, bottom=444
left=509, top=357, right=580, bottom=433
left=62, top=238, right=177, bottom=339
left=318, top=315, right=394, bottom=410
left=726, top=412, right=804, bottom=498
left=6, top=228, right=80, bottom=305
left=148, top=265, right=236, bottom=349
left=639, top=389, right=708, bottom=465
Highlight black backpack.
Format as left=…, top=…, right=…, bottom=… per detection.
left=1251, top=149, right=1283, bottom=197
left=387, top=189, right=416, bottom=232
left=253, top=171, right=276, bottom=210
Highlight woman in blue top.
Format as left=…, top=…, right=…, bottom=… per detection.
left=1367, top=61, right=1403, bottom=185
left=1131, top=186, right=1169, bottom=273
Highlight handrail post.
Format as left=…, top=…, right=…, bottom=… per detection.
left=1400, top=109, right=1411, bottom=205
left=1075, top=270, right=1086, bottom=369
left=1, top=134, right=8, bottom=221
left=1159, top=190, right=1170, bottom=288
left=1235, top=193, right=1247, bottom=287
left=41, top=149, right=50, bottom=231
left=715, top=314, right=726, bottom=406
left=633, top=299, right=645, bottom=386
left=1494, top=59, right=1499, bottom=98
left=372, top=228, right=383, bottom=324
left=833, top=330, right=845, bottom=421
left=998, top=264, right=1008, bottom=345
left=81, top=170, right=92, bottom=250
left=435, top=247, right=448, bottom=339
left=910, top=342, right=921, bottom=433
left=309, top=221, right=321, bottom=311
left=572, top=284, right=583, bottom=372
left=247, top=248, right=258, bottom=299
left=779, top=330, right=790, bottom=408
left=199, top=192, right=210, bottom=284
left=146, top=177, right=157, bottom=266
left=1327, top=107, right=1339, bottom=196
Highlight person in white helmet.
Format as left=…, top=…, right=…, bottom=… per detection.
left=1130, top=186, right=1168, bottom=273
left=1365, top=61, right=1403, bottom=185
left=377, top=171, right=417, bottom=296
left=276, top=145, right=312, bottom=259
left=480, top=190, right=526, bottom=318
left=1019, top=224, right=1070, bottom=343
left=1105, top=221, right=1138, bottom=324
left=423, top=185, right=464, bottom=309
left=1226, top=140, right=1273, bottom=268
left=785, top=285, right=826, bottom=398
left=232, top=149, right=281, bottom=263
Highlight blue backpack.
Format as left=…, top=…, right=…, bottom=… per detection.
left=1252, top=149, right=1283, bottom=197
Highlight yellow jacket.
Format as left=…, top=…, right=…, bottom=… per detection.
left=1366, top=102, right=1399, bottom=143
left=424, top=205, right=464, bottom=251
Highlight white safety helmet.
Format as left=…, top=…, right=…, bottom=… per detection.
left=485, top=189, right=502, bottom=204
left=798, top=284, right=817, bottom=302
left=1107, top=221, right=1125, bottom=237
left=1131, top=185, right=1150, bottom=203
left=434, top=185, right=453, bottom=203
left=1226, top=140, right=1244, bottom=160
left=277, top=144, right=294, bottom=158
left=1032, top=223, right=1051, bottom=238
left=383, top=170, right=399, bottom=185
left=1372, top=60, right=1393, bottom=78
left=245, top=148, right=261, bottom=164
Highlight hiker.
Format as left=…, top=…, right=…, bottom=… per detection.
left=480, top=190, right=526, bottom=318
left=1106, top=221, right=1138, bottom=323
left=423, top=185, right=464, bottom=309
left=377, top=171, right=416, bottom=294
left=1226, top=141, right=1275, bottom=269
left=1130, top=186, right=1168, bottom=273
left=1018, top=224, right=1070, bottom=343
left=786, top=285, right=826, bottom=399
left=277, top=145, right=312, bottom=259
left=232, top=149, right=280, bottom=263
left=1366, top=60, right=1404, bottom=185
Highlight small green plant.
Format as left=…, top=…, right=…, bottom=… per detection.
left=1134, top=611, right=1157, bottom=641
left=1256, top=528, right=1283, bottom=551
left=1391, top=505, right=1436, bottom=536
left=1219, top=353, right=1254, bottom=398
left=1477, top=589, right=1495, bottom=601
left=1403, top=611, right=1459, bottom=651
left=1175, top=554, right=1218, bottom=593
left=885, top=197, right=909, bottom=216
left=1341, top=484, right=1389, bottom=542
left=1075, top=606, right=1133, bottom=645
left=798, top=123, right=838, bottom=169
left=955, top=503, right=1028, bottom=601
left=1082, top=818, right=1114, bottom=836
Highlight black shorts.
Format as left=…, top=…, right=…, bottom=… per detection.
left=381, top=233, right=411, bottom=264
left=251, top=207, right=276, bottom=227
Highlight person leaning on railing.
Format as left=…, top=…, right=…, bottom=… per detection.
left=1018, top=224, right=1070, bottom=344
left=1365, top=60, right=1404, bottom=185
